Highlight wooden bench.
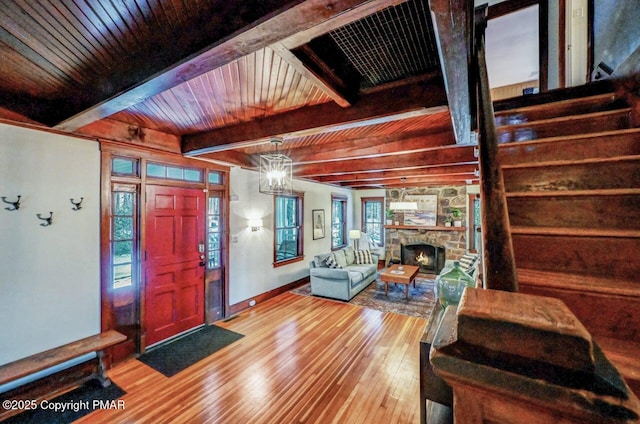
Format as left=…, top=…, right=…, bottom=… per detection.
left=0, top=330, right=126, bottom=389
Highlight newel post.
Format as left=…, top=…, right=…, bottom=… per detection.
left=430, top=288, right=640, bottom=424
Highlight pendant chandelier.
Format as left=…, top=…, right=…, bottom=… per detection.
left=259, top=137, right=292, bottom=195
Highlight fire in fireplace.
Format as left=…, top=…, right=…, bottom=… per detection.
left=401, top=242, right=445, bottom=274
left=416, top=251, right=431, bottom=266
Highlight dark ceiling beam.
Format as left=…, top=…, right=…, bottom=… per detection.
left=430, top=0, right=473, bottom=144
left=54, top=0, right=399, bottom=132
left=287, top=130, right=455, bottom=164
left=359, top=71, right=441, bottom=95
left=195, top=150, right=252, bottom=169
left=199, top=126, right=455, bottom=166
left=183, top=78, right=448, bottom=154
left=75, top=118, right=181, bottom=154
left=278, top=0, right=407, bottom=49
left=380, top=179, right=479, bottom=188
left=293, top=145, right=476, bottom=177
left=341, top=174, right=478, bottom=187
left=311, top=163, right=478, bottom=183
left=270, top=43, right=351, bottom=107
left=348, top=179, right=479, bottom=189
left=293, top=44, right=357, bottom=97
left=199, top=130, right=455, bottom=169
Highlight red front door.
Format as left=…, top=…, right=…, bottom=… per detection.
left=144, top=185, right=205, bottom=346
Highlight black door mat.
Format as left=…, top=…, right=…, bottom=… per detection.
left=137, top=325, right=244, bottom=377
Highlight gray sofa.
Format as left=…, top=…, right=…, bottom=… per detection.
left=309, top=245, right=379, bottom=301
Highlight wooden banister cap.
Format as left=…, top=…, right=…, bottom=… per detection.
left=431, top=288, right=633, bottom=401
left=456, top=287, right=594, bottom=372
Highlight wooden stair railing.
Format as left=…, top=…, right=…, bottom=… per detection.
left=424, top=3, right=640, bottom=423
left=473, top=6, right=517, bottom=292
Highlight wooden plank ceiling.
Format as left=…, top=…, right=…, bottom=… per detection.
left=0, top=0, right=479, bottom=188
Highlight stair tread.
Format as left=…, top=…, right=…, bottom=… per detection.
left=494, top=79, right=616, bottom=111
left=498, top=128, right=640, bottom=165
left=511, top=226, right=640, bottom=238
left=499, top=128, right=640, bottom=148
left=506, top=188, right=640, bottom=197
left=501, top=154, right=640, bottom=170
left=502, top=127, right=640, bottom=145
left=495, top=92, right=617, bottom=114
left=496, top=108, right=631, bottom=129
left=494, top=93, right=623, bottom=122
left=517, top=268, right=640, bottom=296
left=598, top=337, right=640, bottom=382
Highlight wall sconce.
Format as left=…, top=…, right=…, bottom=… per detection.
left=248, top=218, right=263, bottom=231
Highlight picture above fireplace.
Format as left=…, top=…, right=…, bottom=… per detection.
left=402, top=194, right=437, bottom=226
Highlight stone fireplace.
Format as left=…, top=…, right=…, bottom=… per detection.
left=401, top=242, right=446, bottom=274
left=385, top=185, right=469, bottom=267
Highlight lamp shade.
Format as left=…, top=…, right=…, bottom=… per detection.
left=389, top=201, right=418, bottom=210
left=349, top=229, right=361, bottom=240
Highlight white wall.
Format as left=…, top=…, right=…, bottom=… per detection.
left=476, top=0, right=563, bottom=91
left=0, top=124, right=100, bottom=365
left=565, top=0, right=589, bottom=86
left=485, top=5, right=539, bottom=88
left=228, top=168, right=355, bottom=305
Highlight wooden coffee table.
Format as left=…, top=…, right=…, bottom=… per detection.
left=379, top=264, right=420, bottom=300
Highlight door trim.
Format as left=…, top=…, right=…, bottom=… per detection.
left=100, top=143, right=230, bottom=361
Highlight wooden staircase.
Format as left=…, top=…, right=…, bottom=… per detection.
left=494, top=80, right=640, bottom=395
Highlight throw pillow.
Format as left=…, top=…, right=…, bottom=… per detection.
left=325, top=255, right=342, bottom=269
left=355, top=249, right=374, bottom=264
left=343, top=246, right=355, bottom=265
left=314, top=254, right=330, bottom=268
left=459, top=253, right=478, bottom=273
left=333, top=249, right=348, bottom=268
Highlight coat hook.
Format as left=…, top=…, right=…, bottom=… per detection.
left=2, top=195, right=21, bottom=211
left=70, top=197, right=84, bottom=211
left=36, top=212, right=53, bottom=227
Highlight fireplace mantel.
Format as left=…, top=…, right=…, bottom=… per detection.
left=385, top=225, right=466, bottom=231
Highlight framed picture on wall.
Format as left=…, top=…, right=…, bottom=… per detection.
left=312, top=209, right=325, bottom=240
left=403, top=195, right=438, bottom=226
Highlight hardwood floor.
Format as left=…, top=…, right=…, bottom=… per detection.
left=79, top=292, right=427, bottom=423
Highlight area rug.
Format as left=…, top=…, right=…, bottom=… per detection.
left=138, top=325, right=244, bottom=377
left=4, top=380, right=125, bottom=424
left=292, top=277, right=437, bottom=319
